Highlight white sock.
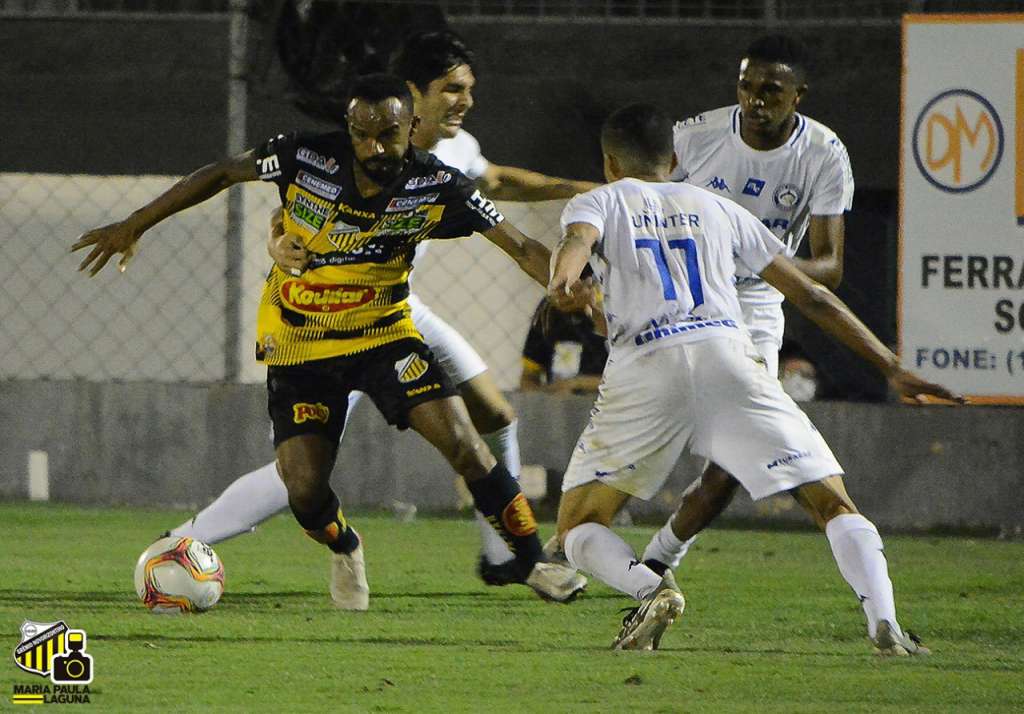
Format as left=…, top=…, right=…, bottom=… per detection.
left=641, top=519, right=697, bottom=569
left=170, top=461, right=289, bottom=545
left=825, top=513, right=899, bottom=639
left=477, top=420, right=520, bottom=564
left=563, top=522, right=663, bottom=601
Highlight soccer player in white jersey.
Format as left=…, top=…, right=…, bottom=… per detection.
left=167, top=30, right=595, bottom=592
left=548, top=103, right=960, bottom=652
left=640, top=34, right=857, bottom=580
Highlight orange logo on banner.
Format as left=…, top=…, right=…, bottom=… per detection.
left=501, top=493, right=538, bottom=537
left=912, top=89, right=1004, bottom=193
left=293, top=402, right=330, bottom=424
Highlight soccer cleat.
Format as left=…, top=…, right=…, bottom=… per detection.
left=329, top=530, right=369, bottom=611
left=524, top=561, right=588, bottom=603
left=612, top=570, right=685, bottom=651
left=477, top=554, right=521, bottom=587
left=873, top=620, right=930, bottom=656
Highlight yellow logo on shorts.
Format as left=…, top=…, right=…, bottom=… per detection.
left=293, top=402, right=330, bottom=424
left=406, top=383, right=440, bottom=397
left=395, top=354, right=429, bottom=383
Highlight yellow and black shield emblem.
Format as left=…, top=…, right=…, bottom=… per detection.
left=14, top=621, right=67, bottom=677
left=394, top=353, right=429, bottom=384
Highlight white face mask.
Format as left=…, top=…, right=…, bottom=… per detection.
left=781, top=371, right=817, bottom=402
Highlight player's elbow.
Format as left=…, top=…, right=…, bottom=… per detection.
left=821, top=263, right=843, bottom=291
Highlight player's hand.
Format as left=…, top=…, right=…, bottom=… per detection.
left=547, top=278, right=594, bottom=313
left=267, top=214, right=308, bottom=276
left=71, top=221, right=141, bottom=276
left=887, top=368, right=967, bottom=405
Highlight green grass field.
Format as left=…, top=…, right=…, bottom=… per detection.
left=2, top=503, right=1022, bottom=713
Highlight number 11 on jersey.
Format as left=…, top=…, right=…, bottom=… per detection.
left=634, top=238, right=704, bottom=307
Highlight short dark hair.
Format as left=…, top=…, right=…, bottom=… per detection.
left=347, top=73, right=414, bottom=113
left=391, top=30, right=475, bottom=91
left=744, top=34, right=810, bottom=80
left=601, top=103, right=674, bottom=167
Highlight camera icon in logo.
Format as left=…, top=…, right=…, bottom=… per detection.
left=51, top=630, right=93, bottom=685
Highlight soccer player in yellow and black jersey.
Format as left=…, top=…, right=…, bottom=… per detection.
left=73, top=73, right=587, bottom=607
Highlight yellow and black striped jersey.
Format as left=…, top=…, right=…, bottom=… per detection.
left=253, top=130, right=503, bottom=365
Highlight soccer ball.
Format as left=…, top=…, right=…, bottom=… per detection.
left=134, top=537, right=224, bottom=614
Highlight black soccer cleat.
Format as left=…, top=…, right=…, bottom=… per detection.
left=477, top=554, right=522, bottom=587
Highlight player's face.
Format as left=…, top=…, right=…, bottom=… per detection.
left=736, top=59, right=805, bottom=138
left=347, top=97, right=415, bottom=184
left=416, top=63, right=475, bottom=140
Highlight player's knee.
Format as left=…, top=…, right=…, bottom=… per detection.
left=699, top=465, right=739, bottom=508
left=449, top=433, right=492, bottom=480
left=466, top=398, right=515, bottom=435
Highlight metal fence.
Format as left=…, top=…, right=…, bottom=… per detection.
left=0, top=172, right=562, bottom=388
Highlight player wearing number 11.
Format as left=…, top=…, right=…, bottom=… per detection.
left=548, top=103, right=962, bottom=652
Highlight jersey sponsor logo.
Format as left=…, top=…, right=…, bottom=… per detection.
left=258, top=154, right=281, bottom=179
left=466, top=189, right=503, bottom=225
left=296, top=147, right=340, bottom=174
left=766, top=450, right=811, bottom=470
left=705, top=176, right=730, bottom=192
left=394, top=353, right=429, bottom=383
left=281, top=280, right=376, bottom=313
left=336, top=201, right=375, bottom=219
left=290, top=193, right=330, bottom=232
left=742, top=178, right=766, bottom=197
left=296, top=170, right=342, bottom=200
left=772, top=183, right=802, bottom=208
left=500, top=493, right=538, bottom=536
left=293, top=402, right=330, bottom=424
left=677, top=113, right=706, bottom=127
left=385, top=193, right=439, bottom=212
left=404, top=171, right=452, bottom=190
left=405, top=382, right=441, bottom=397
left=633, top=318, right=738, bottom=346
left=911, top=88, right=1004, bottom=193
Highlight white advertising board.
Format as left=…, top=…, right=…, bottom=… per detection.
left=900, top=14, right=1024, bottom=404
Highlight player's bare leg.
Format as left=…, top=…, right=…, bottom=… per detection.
left=276, top=434, right=368, bottom=610
left=793, top=475, right=929, bottom=656
left=408, top=396, right=585, bottom=602
left=641, top=461, right=739, bottom=574
left=557, top=482, right=684, bottom=649
left=458, top=371, right=521, bottom=583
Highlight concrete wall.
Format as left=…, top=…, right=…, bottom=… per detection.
left=2, top=379, right=1020, bottom=535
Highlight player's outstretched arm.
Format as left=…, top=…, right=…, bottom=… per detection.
left=547, top=222, right=600, bottom=312
left=71, top=150, right=258, bottom=276
left=760, top=256, right=964, bottom=404
left=481, top=220, right=552, bottom=286
left=479, top=163, right=600, bottom=202
left=788, top=214, right=844, bottom=290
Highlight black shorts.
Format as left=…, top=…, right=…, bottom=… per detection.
left=267, top=338, right=456, bottom=447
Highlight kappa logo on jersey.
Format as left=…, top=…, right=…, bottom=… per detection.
left=296, top=147, right=340, bottom=174
left=466, top=189, right=503, bottom=226
left=281, top=280, right=376, bottom=314
left=293, top=402, right=330, bottom=424
left=705, top=176, right=731, bottom=192
left=742, top=178, right=766, bottom=197
left=13, top=620, right=94, bottom=686
left=773, top=183, right=802, bottom=208
left=385, top=193, right=439, bottom=213
left=258, top=154, right=281, bottom=179
left=394, top=353, right=429, bottom=383
left=296, top=170, right=342, bottom=200
left=405, top=171, right=452, bottom=190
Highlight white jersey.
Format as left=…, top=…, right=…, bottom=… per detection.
left=561, top=178, right=784, bottom=355
left=671, top=105, right=854, bottom=309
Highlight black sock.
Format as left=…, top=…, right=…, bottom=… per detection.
left=291, top=491, right=360, bottom=555
left=465, top=465, right=543, bottom=575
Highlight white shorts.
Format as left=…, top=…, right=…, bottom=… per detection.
left=742, top=302, right=783, bottom=378
left=408, top=293, right=488, bottom=386
left=561, top=338, right=843, bottom=501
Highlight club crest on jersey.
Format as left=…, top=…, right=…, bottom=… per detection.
left=742, top=178, right=766, bottom=197
left=394, top=353, right=429, bottom=383
left=773, top=183, right=802, bottom=209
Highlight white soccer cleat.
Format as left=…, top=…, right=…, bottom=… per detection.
left=329, top=532, right=369, bottom=611
left=612, top=570, right=685, bottom=651
left=873, top=620, right=930, bottom=656
left=524, top=561, right=587, bottom=603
